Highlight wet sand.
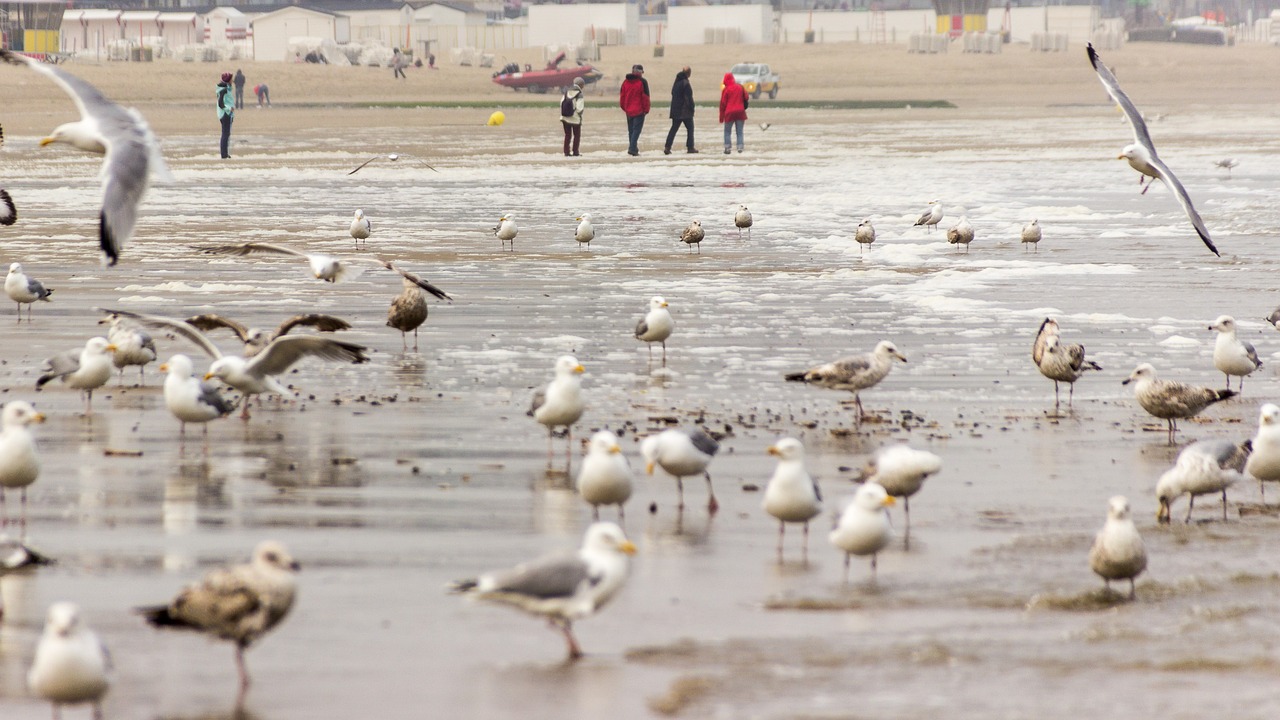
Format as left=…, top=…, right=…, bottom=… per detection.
left=3, top=42, right=1280, bottom=718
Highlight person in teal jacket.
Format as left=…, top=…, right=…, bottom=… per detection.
left=216, top=72, right=234, bottom=159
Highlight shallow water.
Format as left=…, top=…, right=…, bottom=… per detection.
left=3, top=104, right=1280, bottom=718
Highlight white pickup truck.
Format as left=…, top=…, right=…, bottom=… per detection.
left=729, top=63, right=780, bottom=100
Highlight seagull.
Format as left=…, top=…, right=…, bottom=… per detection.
left=347, top=152, right=438, bottom=175
left=634, top=296, right=674, bottom=366
left=1033, top=318, right=1101, bottom=410
left=449, top=522, right=635, bottom=661
left=5, top=263, right=53, bottom=323
left=758, top=122, right=772, bottom=131
left=349, top=209, right=371, bottom=248
left=679, top=220, right=704, bottom=253
left=1245, top=403, right=1280, bottom=502
left=785, top=341, right=908, bottom=425
left=0, top=49, right=169, bottom=266
left=139, top=541, right=300, bottom=693
left=1021, top=219, right=1041, bottom=252
left=913, top=200, right=942, bottom=232
left=528, top=355, right=586, bottom=464
left=576, top=430, right=633, bottom=522
left=1264, top=307, right=1280, bottom=332
left=734, top=205, right=753, bottom=238
left=28, top=603, right=110, bottom=720
left=493, top=214, right=518, bottom=251
left=97, top=311, right=157, bottom=385
left=1088, top=495, right=1147, bottom=600
left=855, top=218, right=875, bottom=253
left=184, top=312, right=353, bottom=357
left=1122, top=363, right=1234, bottom=444
left=35, top=337, right=116, bottom=414
left=762, top=438, right=822, bottom=562
left=1086, top=43, right=1217, bottom=256
left=0, top=401, right=45, bottom=540
left=1208, top=315, right=1261, bottom=392
left=1156, top=439, right=1248, bottom=523
left=161, top=354, right=237, bottom=434
left=829, top=482, right=895, bottom=583
left=202, top=242, right=422, bottom=285
left=1214, top=158, right=1239, bottom=175
left=574, top=213, right=595, bottom=249
left=640, top=428, right=720, bottom=513
left=856, top=444, right=941, bottom=544
left=946, top=215, right=975, bottom=253
left=0, top=188, right=14, bottom=226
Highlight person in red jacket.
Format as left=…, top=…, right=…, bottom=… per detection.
left=719, top=72, right=749, bottom=155
left=619, top=64, right=650, bottom=156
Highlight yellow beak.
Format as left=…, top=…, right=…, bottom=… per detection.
left=158, top=363, right=169, bottom=372
left=645, top=461, right=655, bottom=475
left=767, top=446, right=779, bottom=456
left=660, top=302, right=668, bottom=308
left=574, top=364, right=585, bottom=374
left=39, top=136, right=56, bottom=146
left=203, top=372, right=216, bottom=380
left=104, top=344, right=118, bottom=352
left=31, top=413, right=46, bottom=424
left=618, top=541, right=637, bottom=555
left=883, top=496, right=897, bottom=506
left=1116, top=153, right=1126, bottom=160
left=609, top=445, right=621, bottom=454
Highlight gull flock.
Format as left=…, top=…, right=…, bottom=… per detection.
left=0, top=42, right=1269, bottom=715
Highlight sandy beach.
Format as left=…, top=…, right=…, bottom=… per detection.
left=2, top=39, right=1280, bottom=719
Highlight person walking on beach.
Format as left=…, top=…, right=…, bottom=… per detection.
left=392, top=48, right=407, bottom=79
left=216, top=72, right=234, bottom=158
left=233, top=69, right=246, bottom=109
left=664, top=66, right=697, bottom=155
left=719, top=72, right=748, bottom=155
left=619, top=64, right=650, bottom=156
left=254, top=83, right=272, bottom=108
left=561, top=76, right=586, bottom=157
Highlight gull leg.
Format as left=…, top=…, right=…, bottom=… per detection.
left=1128, top=578, right=1137, bottom=600
left=546, top=428, right=554, bottom=464
left=617, top=503, right=625, bottom=527
left=93, top=702, right=103, bottom=720
left=554, top=619, right=583, bottom=660
left=1222, top=489, right=1228, bottom=521
left=870, top=553, right=878, bottom=580
left=240, top=401, right=252, bottom=420
left=854, top=395, right=865, bottom=426
left=85, top=390, right=93, bottom=416
left=413, top=328, right=420, bottom=352
left=1053, top=381, right=1060, bottom=410
left=776, top=521, right=784, bottom=562
left=705, top=472, right=718, bottom=514
left=592, top=506, right=600, bottom=521
left=842, top=553, right=851, bottom=584
left=235, top=643, right=251, bottom=691
left=401, top=331, right=408, bottom=351
left=1185, top=495, right=1194, bottom=523
left=802, top=521, right=810, bottom=563
left=1068, top=382, right=1075, bottom=408
left=565, top=426, right=573, bottom=472
left=903, top=496, right=911, bottom=550
left=661, top=341, right=667, bottom=367
left=676, top=476, right=685, bottom=510
left=20, top=488, right=27, bottom=541
left=0, top=488, right=6, bottom=530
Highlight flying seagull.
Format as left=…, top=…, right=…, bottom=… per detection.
left=0, top=49, right=169, bottom=265
left=347, top=152, right=437, bottom=175
left=1086, top=43, right=1217, bottom=256
left=201, top=243, right=450, bottom=297
left=184, top=312, right=353, bottom=357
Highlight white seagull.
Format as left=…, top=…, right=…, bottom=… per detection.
left=762, top=438, right=822, bottom=561
left=785, top=341, right=908, bottom=424
left=913, top=200, right=942, bottom=232
left=347, top=152, right=438, bottom=174
left=634, top=296, right=675, bottom=366
left=1088, top=495, right=1147, bottom=599
left=1156, top=439, right=1248, bottom=523
left=858, top=444, right=941, bottom=543
left=449, top=522, right=635, bottom=661
left=1033, top=318, right=1101, bottom=410
left=202, top=242, right=437, bottom=285
left=1245, top=403, right=1280, bottom=502
left=829, top=482, right=895, bottom=582
left=1213, top=158, right=1238, bottom=175
left=0, top=49, right=169, bottom=265
left=946, top=215, right=975, bottom=253
left=679, top=220, right=704, bottom=253
left=28, top=602, right=110, bottom=720
left=1021, top=219, right=1041, bottom=252
left=97, top=311, right=157, bottom=385
left=349, top=209, right=371, bottom=248
left=161, top=354, right=237, bottom=434
left=1086, top=43, right=1217, bottom=256
left=855, top=218, right=875, bottom=253
left=574, top=213, right=595, bottom=249
left=5, top=262, right=53, bottom=323
left=734, top=205, right=753, bottom=238
left=140, top=541, right=300, bottom=693
left=641, top=428, right=721, bottom=513
left=35, top=337, right=116, bottom=414
left=1208, top=315, right=1261, bottom=392
left=528, top=355, right=586, bottom=463
left=1122, top=363, right=1234, bottom=444
left=0, top=401, right=45, bottom=540
left=494, top=214, right=518, bottom=251
left=576, top=430, right=633, bottom=522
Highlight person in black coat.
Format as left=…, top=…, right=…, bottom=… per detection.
left=664, top=66, right=698, bottom=155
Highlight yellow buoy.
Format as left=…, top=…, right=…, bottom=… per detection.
left=487, top=111, right=506, bottom=126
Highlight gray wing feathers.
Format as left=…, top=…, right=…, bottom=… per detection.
left=634, top=319, right=649, bottom=339
left=274, top=314, right=352, bottom=338
left=1146, top=155, right=1217, bottom=256
left=378, top=260, right=451, bottom=301
left=27, top=276, right=51, bottom=300
left=1244, top=340, right=1262, bottom=368
left=99, top=124, right=151, bottom=263
left=186, top=314, right=251, bottom=342
left=198, top=381, right=236, bottom=416
left=37, top=350, right=81, bottom=386
left=487, top=554, right=589, bottom=599
left=203, top=242, right=307, bottom=259
left=246, top=336, right=369, bottom=377
left=94, top=307, right=223, bottom=359
left=1086, top=44, right=1155, bottom=154
left=831, top=356, right=873, bottom=377
left=688, top=429, right=720, bottom=457
left=528, top=384, right=547, bottom=416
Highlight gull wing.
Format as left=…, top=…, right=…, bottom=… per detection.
left=186, top=314, right=251, bottom=343
left=373, top=258, right=451, bottom=301
left=93, top=307, right=223, bottom=359
left=36, top=349, right=81, bottom=387
left=273, top=314, right=352, bottom=338
left=202, top=242, right=309, bottom=260
left=1086, top=44, right=1155, bottom=156
left=245, top=336, right=369, bottom=378
left=484, top=553, right=589, bottom=600
left=347, top=156, right=382, bottom=175
left=1145, top=154, right=1218, bottom=256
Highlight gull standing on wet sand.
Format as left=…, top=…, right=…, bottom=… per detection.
left=1088, top=495, right=1147, bottom=599
left=161, top=354, right=237, bottom=434
left=1086, top=43, right=1217, bottom=256
left=913, top=200, right=942, bottom=232
left=349, top=209, right=371, bottom=248
left=785, top=341, right=908, bottom=425
left=6, top=263, right=53, bottom=322
left=762, top=438, right=822, bottom=562
left=97, top=311, right=156, bottom=385
left=641, top=428, right=720, bottom=512
left=1021, top=219, right=1041, bottom=252
left=529, top=355, right=586, bottom=464
left=857, top=444, right=941, bottom=543
left=1033, top=318, right=1101, bottom=410
left=36, top=337, right=116, bottom=414
left=494, top=214, right=518, bottom=251
left=634, top=296, right=674, bottom=366
left=947, top=216, right=975, bottom=253
left=140, top=541, right=300, bottom=694
left=855, top=218, right=875, bottom=253
left=680, top=219, right=704, bottom=253
left=1245, top=404, right=1280, bottom=502
left=1208, top=315, right=1261, bottom=391
left=576, top=430, right=633, bottom=522
left=28, top=602, right=110, bottom=720
left=735, top=205, right=753, bottom=238
left=829, top=482, right=895, bottom=582
left=1156, top=439, right=1248, bottom=523
left=574, top=213, right=595, bottom=249
left=0, top=49, right=169, bottom=265
left=0, top=401, right=45, bottom=539
left=449, top=522, right=635, bottom=661
left=1122, top=363, right=1234, bottom=444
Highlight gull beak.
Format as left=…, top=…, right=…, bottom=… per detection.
left=1121, top=378, right=1132, bottom=385
left=31, top=412, right=46, bottom=424
left=1156, top=501, right=1169, bottom=523
left=618, top=540, right=637, bottom=555
left=767, top=446, right=779, bottom=456
left=883, top=496, right=897, bottom=506
left=609, top=445, right=621, bottom=454
left=574, top=364, right=585, bottom=374
left=896, top=352, right=908, bottom=363
left=203, top=372, right=215, bottom=380
left=289, top=560, right=302, bottom=571
left=576, top=216, right=582, bottom=221
left=104, top=344, right=118, bottom=353
left=39, top=136, right=56, bottom=147
left=1116, top=153, right=1126, bottom=160
left=660, top=302, right=668, bottom=308
left=158, top=363, right=169, bottom=372
left=645, top=461, right=655, bottom=475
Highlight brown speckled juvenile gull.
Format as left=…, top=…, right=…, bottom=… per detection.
left=1122, top=363, right=1234, bottom=444
left=785, top=341, right=907, bottom=424
left=1032, top=318, right=1101, bottom=409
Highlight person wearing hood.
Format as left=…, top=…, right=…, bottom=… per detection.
left=719, top=72, right=749, bottom=155
left=216, top=72, right=235, bottom=159
left=664, top=66, right=698, bottom=155
left=561, top=76, right=586, bottom=157
left=233, top=69, right=246, bottom=109
left=619, top=64, right=650, bottom=156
